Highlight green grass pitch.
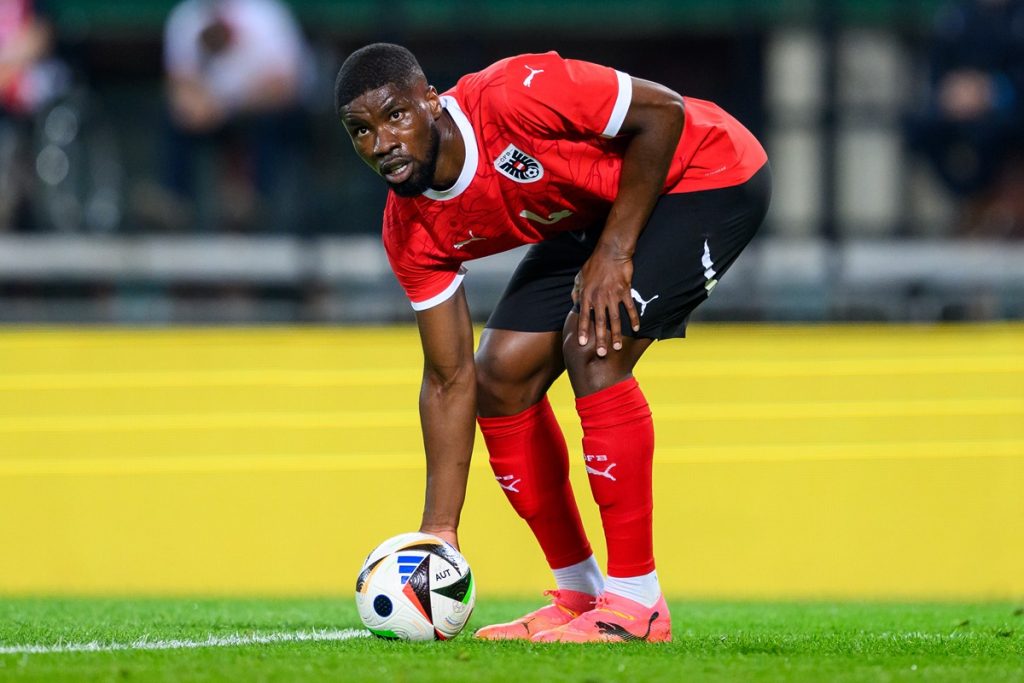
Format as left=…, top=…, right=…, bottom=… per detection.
left=1, top=598, right=1022, bottom=682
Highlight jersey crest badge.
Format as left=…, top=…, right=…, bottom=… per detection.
left=494, top=144, right=544, bottom=183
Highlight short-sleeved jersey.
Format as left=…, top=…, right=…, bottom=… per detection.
left=383, top=52, right=768, bottom=310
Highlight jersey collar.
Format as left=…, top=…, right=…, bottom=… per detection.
left=422, top=96, right=478, bottom=202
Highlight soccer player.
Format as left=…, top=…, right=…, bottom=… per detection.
left=336, top=44, right=770, bottom=643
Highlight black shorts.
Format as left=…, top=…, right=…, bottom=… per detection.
left=486, top=163, right=772, bottom=339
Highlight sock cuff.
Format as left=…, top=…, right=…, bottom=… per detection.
left=607, top=558, right=658, bottom=577
left=477, top=395, right=554, bottom=437
left=547, top=543, right=597, bottom=572
left=575, top=377, right=650, bottom=427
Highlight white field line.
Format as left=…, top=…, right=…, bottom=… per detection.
left=0, top=628, right=368, bottom=655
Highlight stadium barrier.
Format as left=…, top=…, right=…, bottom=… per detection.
left=1, top=236, right=1023, bottom=323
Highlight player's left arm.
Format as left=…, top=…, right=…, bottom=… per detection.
left=573, top=78, right=684, bottom=357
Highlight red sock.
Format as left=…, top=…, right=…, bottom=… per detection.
left=576, top=377, right=655, bottom=577
left=478, top=396, right=593, bottom=569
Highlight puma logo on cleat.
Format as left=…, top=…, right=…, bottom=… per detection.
left=595, top=612, right=659, bottom=642
left=585, top=463, right=617, bottom=481
left=630, top=289, right=659, bottom=316
left=523, top=66, right=544, bottom=87
left=495, top=474, right=521, bottom=493
left=519, top=209, right=573, bottom=225
left=454, top=231, right=486, bottom=249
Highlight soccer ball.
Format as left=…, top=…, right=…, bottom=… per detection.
left=355, top=532, right=476, bottom=641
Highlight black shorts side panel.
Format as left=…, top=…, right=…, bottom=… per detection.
left=628, top=163, right=773, bottom=338
left=484, top=229, right=593, bottom=333
left=486, top=164, right=772, bottom=339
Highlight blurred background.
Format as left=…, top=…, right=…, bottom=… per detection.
left=0, top=0, right=1021, bottom=324
left=0, top=0, right=1021, bottom=600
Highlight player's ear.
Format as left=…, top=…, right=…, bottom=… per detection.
left=425, top=85, right=442, bottom=119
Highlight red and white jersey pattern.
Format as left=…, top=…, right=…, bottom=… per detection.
left=383, top=51, right=768, bottom=310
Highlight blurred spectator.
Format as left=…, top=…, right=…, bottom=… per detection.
left=909, top=0, right=1024, bottom=236
left=0, top=0, right=68, bottom=231
left=156, top=0, right=313, bottom=231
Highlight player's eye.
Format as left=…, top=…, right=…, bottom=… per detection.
left=389, top=110, right=404, bottom=121
left=354, top=126, right=369, bottom=137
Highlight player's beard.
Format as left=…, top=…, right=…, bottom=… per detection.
left=387, top=123, right=441, bottom=198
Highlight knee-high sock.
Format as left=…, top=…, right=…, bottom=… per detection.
left=478, top=396, right=593, bottom=570
left=576, top=377, right=656, bottom=577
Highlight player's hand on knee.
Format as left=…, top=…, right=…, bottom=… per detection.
left=574, top=250, right=640, bottom=357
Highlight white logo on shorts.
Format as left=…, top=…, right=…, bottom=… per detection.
left=630, top=288, right=660, bottom=316
left=702, top=239, right=718, bottom=293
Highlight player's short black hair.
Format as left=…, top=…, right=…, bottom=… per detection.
left=335, top=43, right=425, bottom=113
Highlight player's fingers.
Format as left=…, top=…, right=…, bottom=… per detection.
left=625, top=294, right=641, bottom=333
left=593, top=300, right=609, bottom=357
left=571, top=273, right=582, bottom=304
left=608, top=299, right=623, bottom=352
left=577, top=291, right=591, bottom=346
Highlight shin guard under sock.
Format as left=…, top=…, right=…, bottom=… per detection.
left=576, top=377, right=656, bottom=577
left=479, top=396, right=593, bottom=570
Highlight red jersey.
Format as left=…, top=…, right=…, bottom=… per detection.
left=383, top=52, right=768, bottom=310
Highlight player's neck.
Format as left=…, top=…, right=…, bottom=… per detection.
left=430, top=109, right=465, bottom=192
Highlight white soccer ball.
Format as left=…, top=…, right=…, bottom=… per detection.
left=355, top=532, right=476, bottom=641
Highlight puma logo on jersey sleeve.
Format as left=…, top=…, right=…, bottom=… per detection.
left=523, top=66, right=544, bottom=87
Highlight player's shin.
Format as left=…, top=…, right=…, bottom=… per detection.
left=478, top=396, right=597, bottom=588
left=576, top=377, right=662, bottom=607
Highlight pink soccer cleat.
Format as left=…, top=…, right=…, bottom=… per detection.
left=474, top=589, right=596, bottom=641
left=530, top=592, right=672, bottom=643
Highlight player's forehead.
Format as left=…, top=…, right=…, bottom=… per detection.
left=341, top=81, right=424, bottom=120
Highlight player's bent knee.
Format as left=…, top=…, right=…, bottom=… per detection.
left=474, top=347, right=517, bottom=412
left=561, top=319, right=649, bottom=396
left=475, top=335, right=517, bottom=382
left=476, top=363, right=528, bottom=416
left=474, top=357, right=500, bottom=400
left=476, top=348, right=561, bottom=417
left=561, top=334, right=612, bottom=393
left=560, top=333, right=596, bottom=374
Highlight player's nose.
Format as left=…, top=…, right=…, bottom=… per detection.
left=373, top=128, right=400, bottom=157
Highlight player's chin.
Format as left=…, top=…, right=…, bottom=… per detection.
left=386, top=173, right=431, bottom=198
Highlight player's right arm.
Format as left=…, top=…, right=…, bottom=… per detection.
left=413, top=284, right=477, bottom=551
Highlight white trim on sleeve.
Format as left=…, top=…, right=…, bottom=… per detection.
left=601, top=70, right=633, bottom=138
left=409, top=269, right=466, bottom=311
